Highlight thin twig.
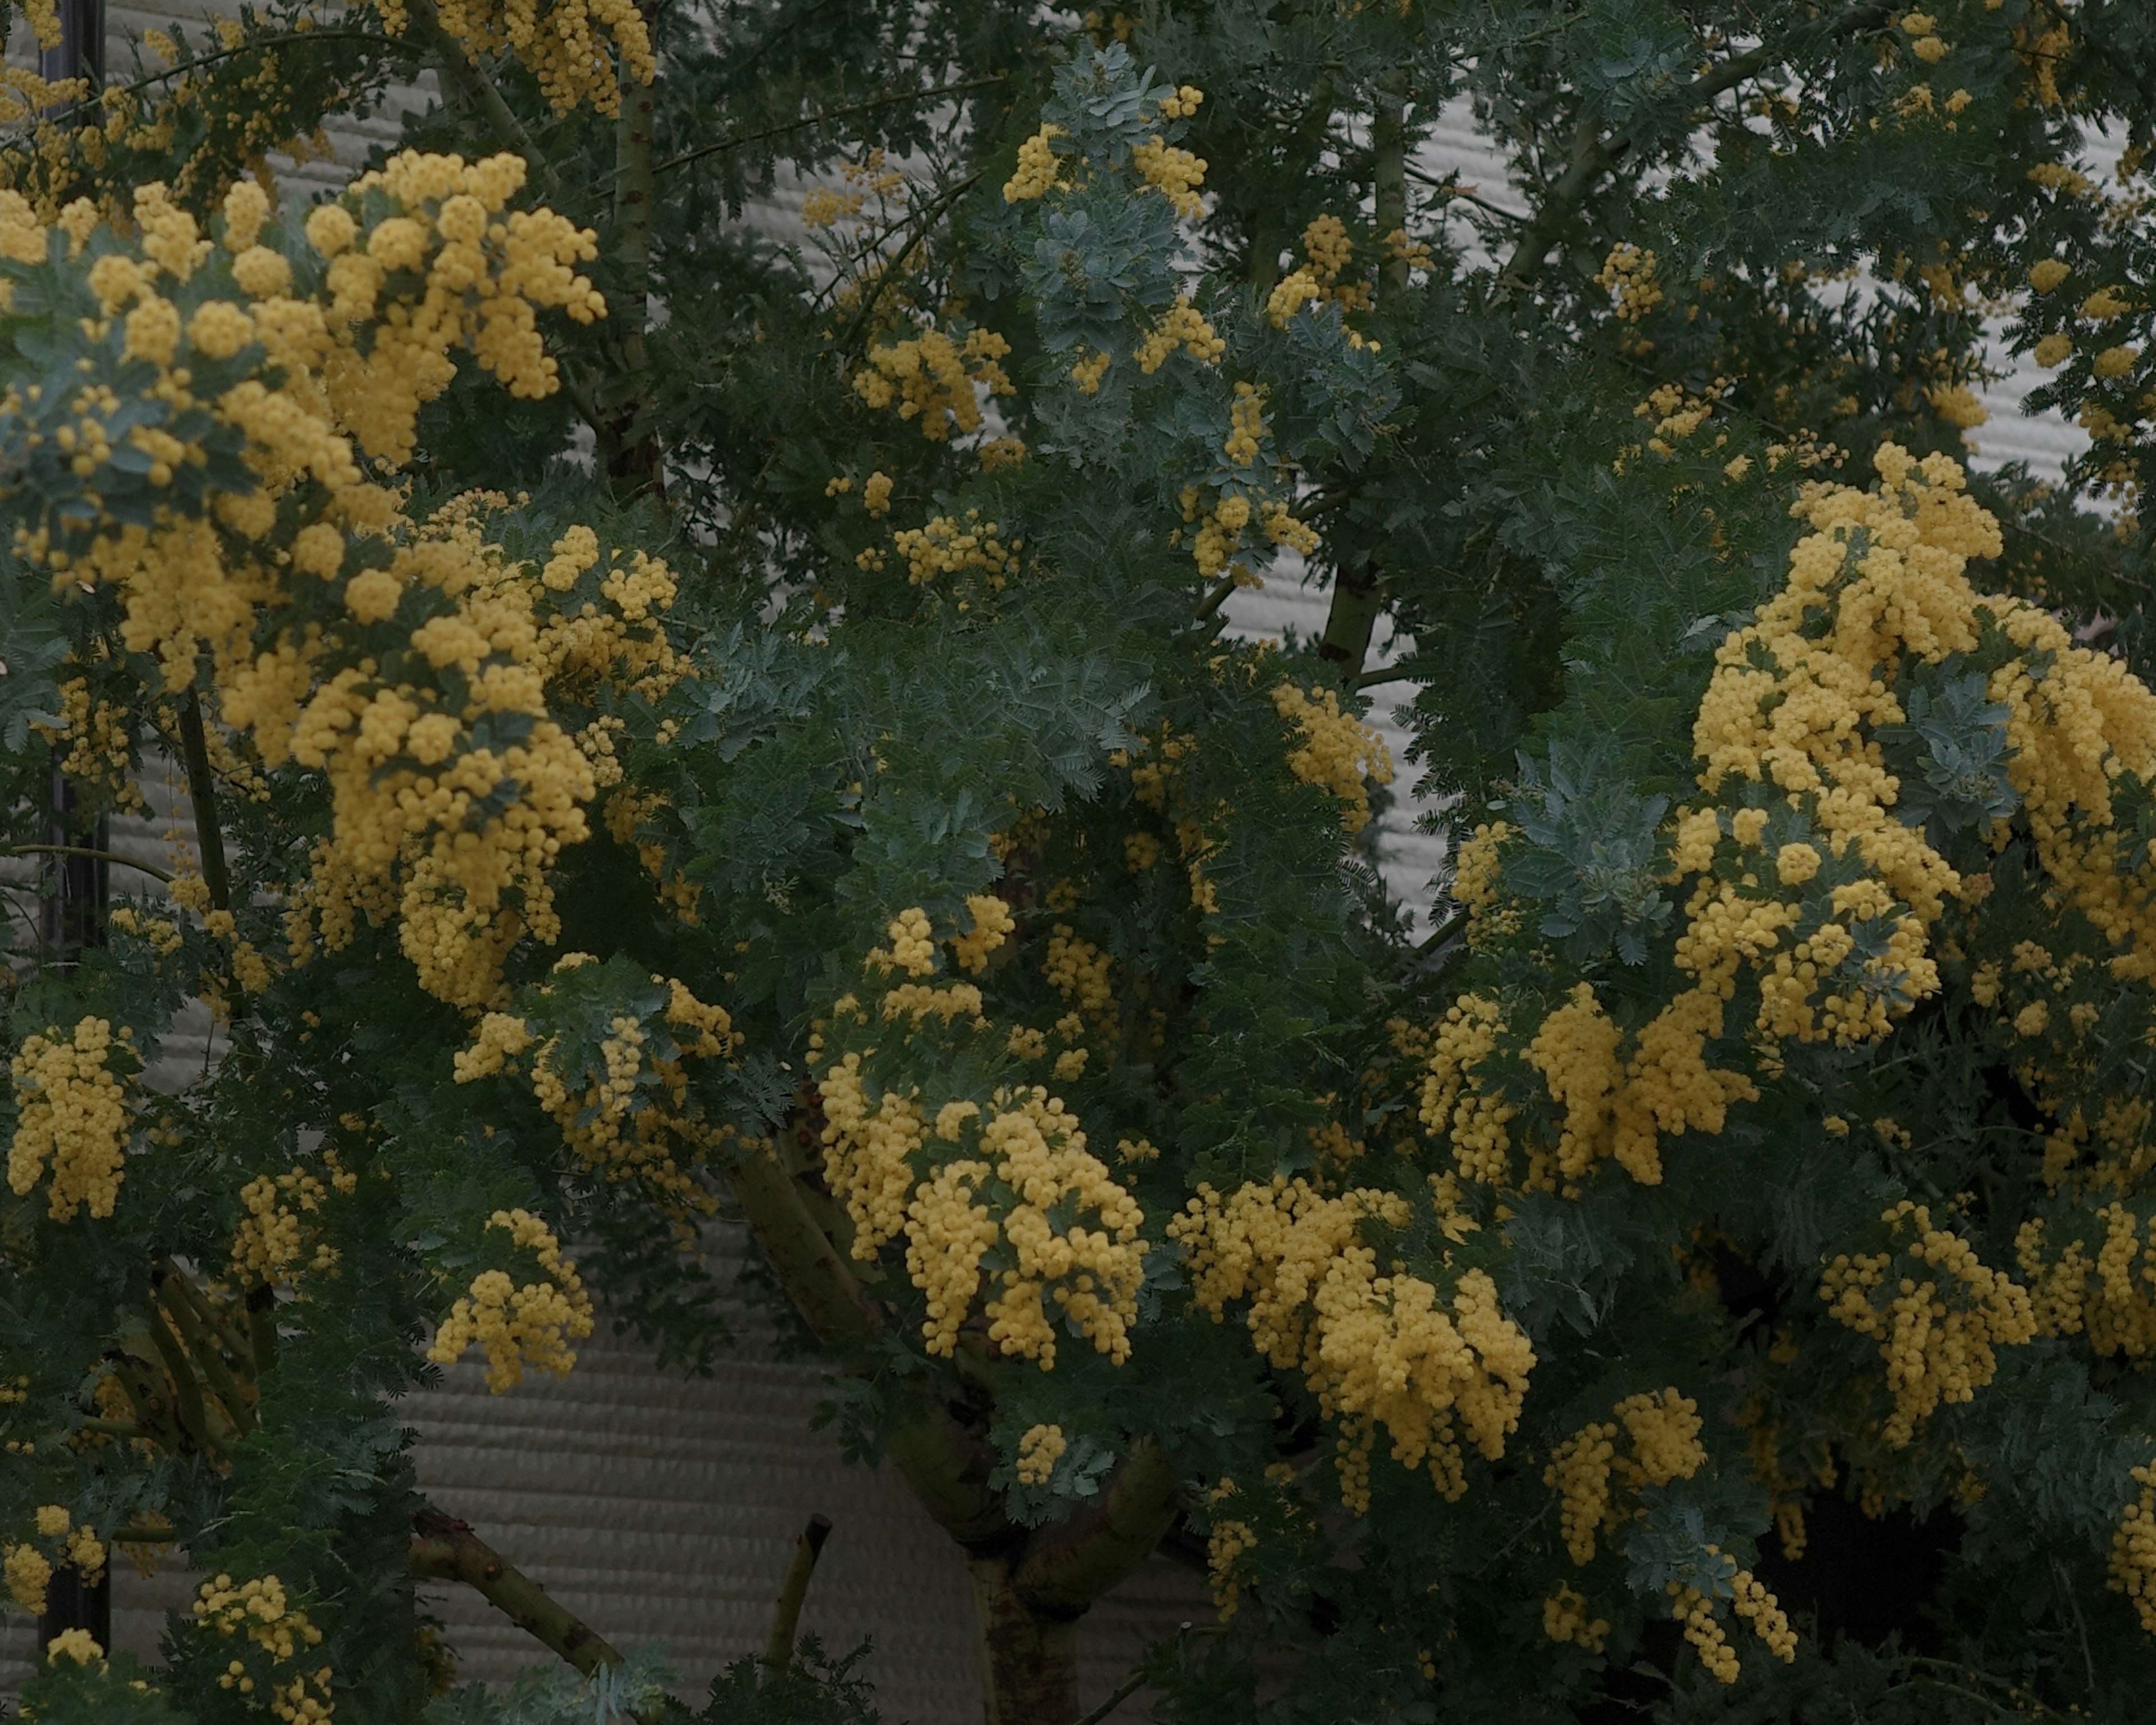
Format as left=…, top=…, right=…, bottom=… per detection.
left=1072, top=1669, right=1149, bottom=1725
left=657, top=74, right=1008, bottom=176
left=6, top=843, right=172, bottom=884
left=28, top=29, right=418, bottom=130
left=828, top=170, right=983, bottom=352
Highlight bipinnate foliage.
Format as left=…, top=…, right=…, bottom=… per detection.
left=7, top=2, right=2156, bottom=1723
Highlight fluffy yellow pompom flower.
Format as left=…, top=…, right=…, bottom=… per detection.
left=1272, top=682, right=1393, bottom=836
left=8, top=1017, right=134, bottom=1221
left=427, top=1209, right=596, bottom=1393
left=1016, top=1423, right=1067, bottom=1485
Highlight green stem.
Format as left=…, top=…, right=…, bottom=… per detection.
left=5, top=843, right=171, bottom=883
left=403, top=0, right=559, bottom=200
left=764, top=1513, right=833, bottom=1667
left=1372, top=73, right=1408, bottom=302
left=157, top=1274, right=255, bottom=1435
left=176, top=695, right=230, bottom=914
left=408, top=1507, right=635, bottom=1685
left=140, top=1302, right=219, bottom=1453
left=1072, top=1669, right=1149, bottom=1725
left=727, top=1144, right=1008, bottom=1545
left=656, top=75, right=1009, bottom=176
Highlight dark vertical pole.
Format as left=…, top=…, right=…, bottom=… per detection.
left=38, top=0, right=105, bottom=103
left=40, top=763, right=108, bottom=968
left=34, top=0, right=112, bottom=1661
left=35, top=1562, right=112, bottom=1656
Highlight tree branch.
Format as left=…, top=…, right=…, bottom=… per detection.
left=765, top=1513, right=833, bottom=1665
left=408, top=1507, right=625, bottom=1678
left=402, top=0, right=559, bottom=200
left=656, top=75, right=1009, bottom=177
left=727, top=1144, right=1009, bottom=1546
left=1012, top=1439, right=1181, bottom=1618
left=1497, top=6, right=1890, bottom=291
left=1317, top=556, right=1384, bottom=681
left=1372, top=73, right=1408, bottom=302
left=6, top=843, right=171, bottom=883
left=176, top=695, right=230, bottom=914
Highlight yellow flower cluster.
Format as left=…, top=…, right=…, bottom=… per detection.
left=1700, top=444, right=2156, bottom=1001
left=2016, top=1204, right=2156, bottom=1358
left=510, top=978, right=735, bottom=1206
left=3, top=168, right=634, bottom=1014
left=1002, top=124, right=1065, bottom=202
left=1271, top=682, right=1393, bottom=836
left=379, top=0, right=654, bottom=114
left=426, top=1208, right=595, bottom=1394
left=231, top=1162, right=349, bottom=1283
left=1207, top=1485, right=1256, bottom=1618
left=39, top=676, right=140, bottom=807
left=194, top=1572, right=332, bottom=1723
left=2112, top=1463, right=2156, bottom=1631
left=1730, top=1563, right=1798, bottom=1663
left=1131, top=134, right=1207, bottom=221
left=852, top=329, right=1013, bottom=441
left=1543, top=1388, right=1706, bottom=1563
left=1595, top=242, right=1664, bottom=322
left=1266, top=214, right=1380, bottom=328
left=1450, top=822, right=1518, bottom=946
left=7, top=1016, right=134, bottom=1221
left=889, top=511, right=1017, bottom=587
left=1134, top=295, right=1225, bottom=373
left=4, top=1541, right=52, bottom=1613
left=1821, top=1202, right=2034, bottom=1447
left=1171, top=1178, right=1534, bottom=1508
left=1432, top=448, right=2156, bottom=1207
left=1420, top=994, right=1516, bottom=1185
left=275, top=505, right=611, bottom=1009
left=974, top=1094, right=1148, bottom=1366
left=45, top=1626, right=102, bottom=1665
left=1015, top=1422, right=1066, bottom=1485
left=819, top=915, right=1149, bottom=1369
left=1542, top=1583, right=1609, bottom=1651
left=1043, top=923, right=1115, bottom=1021
left=1669, top=1584, right=1741, bottom=1682
left=951, top=895, right=1016, bottom=973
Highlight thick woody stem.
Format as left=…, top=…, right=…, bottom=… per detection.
left=177, top=695, right=230, bottom=914
left=970, top=1557, right=1079, bottom=1725
left=606, top=22, right=664, bottom=500
left=408, top=1507, right=625, bottom=1678
left=1012, top=1440, right=1181, bottom=1618
left=727, top=1145, right=1010, bottom=1545
left=1373, top=73, right=1408, bottom=302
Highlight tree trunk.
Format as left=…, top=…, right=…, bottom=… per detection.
left=970, top=1555, right=1079, bottom=1725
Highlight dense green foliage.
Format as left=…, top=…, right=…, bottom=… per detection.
left=8, top=0, right=2156, bottom=1722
